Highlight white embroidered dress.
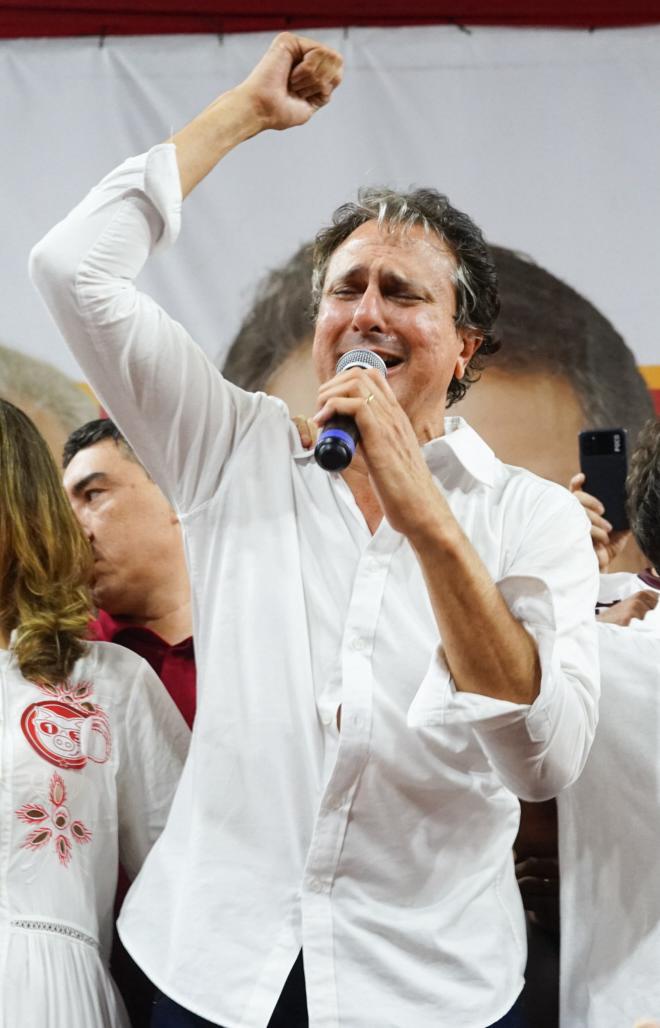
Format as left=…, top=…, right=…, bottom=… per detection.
left=0, top=640, right=189, bottom=1028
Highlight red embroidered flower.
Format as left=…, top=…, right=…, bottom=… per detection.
left=16, top=771, right=92, bottom=867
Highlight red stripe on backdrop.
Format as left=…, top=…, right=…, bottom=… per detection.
left=2, top=1, right=660, bottom=38
left=640, top=368, right=660, bottom=416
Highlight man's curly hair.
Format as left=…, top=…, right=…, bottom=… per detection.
left=626, top=416, right=660, bottom=571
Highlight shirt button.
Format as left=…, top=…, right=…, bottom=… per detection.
left=321, top=713, right=333, bottom=726
left=367, top=558, right=380, bottom=573
left=308, top=877, right=325, bottom=893
left=351, top=636, right=366, bottom=652
left=329, top=794, right=346, bottom=811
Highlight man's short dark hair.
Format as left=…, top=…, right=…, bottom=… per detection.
left=626, top=417, right=660, bottom=570
left=62, top=418, right=139, bottom=469
left=489, top=246, right=654, bottom=446
left=223, top=243, right=315, bottom=393
left=312, top=188, right=501, bottom=407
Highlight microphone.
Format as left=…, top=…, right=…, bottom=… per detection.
left=314, top=349, right=387, bottom=471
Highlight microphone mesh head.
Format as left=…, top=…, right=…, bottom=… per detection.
left=336, top=349, right=387, bottom=377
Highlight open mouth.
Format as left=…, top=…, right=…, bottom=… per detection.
left=383, top=356, right=404, bottom=370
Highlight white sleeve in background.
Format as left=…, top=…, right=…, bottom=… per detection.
left=409, top=486, right=600, bottom=801
left=29, top=144, right=280, bottom=514
left=558, top=623, right=660, bottom=1028
left=114, top=655, right=190, bottom=881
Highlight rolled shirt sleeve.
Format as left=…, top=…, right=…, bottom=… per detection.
left=408, top=488, right=600, bottom=801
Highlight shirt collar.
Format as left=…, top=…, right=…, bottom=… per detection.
left=92, top=608, right=194, bottom=652
left=293, top=415, right=496, bottom=488
left=421, top=417, right=496, bottom=486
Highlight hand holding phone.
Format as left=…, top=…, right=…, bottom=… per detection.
left=571, top=428, right=631, bottom=570
left=578, top=428, right=629, bottom=532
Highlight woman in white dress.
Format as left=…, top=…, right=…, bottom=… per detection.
left=0, top=398, right=190, bottom=1028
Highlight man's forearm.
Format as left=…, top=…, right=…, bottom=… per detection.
left=170, top=86, right=263, bottom=199
left=409, top=505, right=541, bottom=705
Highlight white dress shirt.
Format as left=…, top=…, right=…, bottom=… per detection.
left=0, top=641, right=189, bottom=1028
left=558, top=622, right=660, bottom=1027
left=30, top=144, right=600, bottom=1028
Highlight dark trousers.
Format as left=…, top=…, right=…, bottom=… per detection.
left=491, top=995, right=528, bottom=1027
left=151, top=953, right=526, bottom=1027
left=151, top=952, right=307, bottom=1027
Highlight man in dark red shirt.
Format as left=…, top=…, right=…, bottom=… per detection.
left=63, top=418, right=195, bottom=1027
left=62, top=419, right=195, bottom=728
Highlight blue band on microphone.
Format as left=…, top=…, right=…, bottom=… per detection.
left=318, top=427, right=356, bottom=454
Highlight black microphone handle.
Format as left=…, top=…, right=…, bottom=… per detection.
left=314, top=414, right=359, bottom=472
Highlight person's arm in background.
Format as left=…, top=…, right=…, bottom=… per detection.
left=570, top=473, right=658, bottom=625
left=30, top=34, right=342, bottom=514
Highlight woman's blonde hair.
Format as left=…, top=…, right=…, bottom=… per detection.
left=0, top=398, right=92, bottom=684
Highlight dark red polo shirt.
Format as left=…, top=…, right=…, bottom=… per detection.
left=90, top=609, right=196, bottom=728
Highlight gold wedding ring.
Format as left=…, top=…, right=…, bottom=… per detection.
left=365, top=393, right=375, bottom=405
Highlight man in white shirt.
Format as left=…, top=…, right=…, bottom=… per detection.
left=558, top=417, right=660, bottom=1026
left=30, top=33, right=599, bottom=1028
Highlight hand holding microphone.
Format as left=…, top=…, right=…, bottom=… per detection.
left=314, top=349, right=387, bottom=471
left=312, top=346, right=447, bottom=539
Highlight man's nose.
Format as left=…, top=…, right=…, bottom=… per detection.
left=351, top=284, right=386, bottom=335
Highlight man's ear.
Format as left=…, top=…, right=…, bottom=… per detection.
left=454, top=329, right=483, bottom=381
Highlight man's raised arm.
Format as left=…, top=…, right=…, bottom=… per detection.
left=29, top=34, right=342, bottom=512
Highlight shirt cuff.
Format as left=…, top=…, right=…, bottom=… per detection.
left=407, top=574, right=557, bottom=742
left=142, top=142, right=182, bottom=252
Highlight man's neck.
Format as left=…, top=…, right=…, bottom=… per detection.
left=136, top=599, right=193, bottom=644
left=104, top=596, right=192, bottom=645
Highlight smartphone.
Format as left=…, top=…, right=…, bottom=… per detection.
left=578, top=428, right=629, bottom=531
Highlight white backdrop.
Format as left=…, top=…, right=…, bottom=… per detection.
left=2, top=25, right=659, bottom=379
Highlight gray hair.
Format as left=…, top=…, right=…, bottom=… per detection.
left=0, top=343, right=98, bottom=435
